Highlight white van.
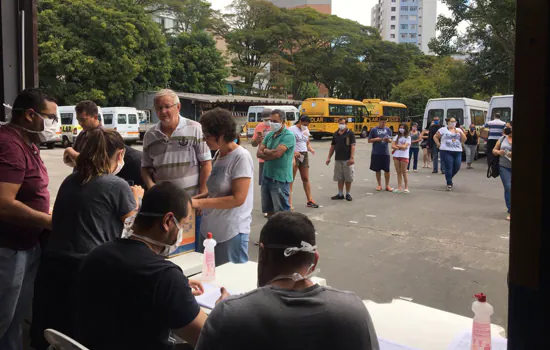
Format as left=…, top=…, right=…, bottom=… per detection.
left=423, top=98, right=489, bottom=155
left=245, top=105, right=299, bottom=138
left=488, top=95, right=513, bottom=123
left=101, top=107, right=140, bottom=144
left=58, top=105, right=104, bottom=148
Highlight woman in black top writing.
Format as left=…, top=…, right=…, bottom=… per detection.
left=464, top=123, right=479, bottom=169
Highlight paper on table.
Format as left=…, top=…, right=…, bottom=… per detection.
left=195, top=283, right=232, bottom=309
left=447, top=330, right=507, bottom=350
left=379, top=338, right=419, bottom=350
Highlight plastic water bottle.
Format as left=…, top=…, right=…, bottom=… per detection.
left=202, top=232, right=217, bottom=282
left=471, top=293, right=493, bottom=350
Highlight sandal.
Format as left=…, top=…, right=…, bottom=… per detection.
left=403, top=189, right=410, bottom=194
left=506, top=215, right=511, bottom=221
left=385, top=187, right=394, bottom=192
left=376, top=186, right=382, bottom=191
left=392, top=189, right=403, bottom=194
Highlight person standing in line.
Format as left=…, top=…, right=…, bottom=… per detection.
left=464, top=123, right=479, bottom=169
left=368, top=116, right=393, bottom=192
left=407, top=123, right=421, bottom=172
left=493, top=121, right=512, bottom=221
left=251, top=109, right=272, bottom=218
left=326, top=118, right=356, bottom=201
left=141, top=89, right=212, bottom=252
left=63, top=100, right=145, bottom=187
left=433, top=117, right=466, bottom=191
left=30, top=129, right=143, bottom=349
left=484, top=113, right=507, bottom=165
left=428, top=117, right=445, bottom=174
left=192, top=108, right=254, bottom=265
left=421, top=126, right=431, bottom=168
left=257, top=110, right=296, bottom=218
left=0, top=89, right=57, bottom=350
left=392, top=124, right=411, bottom=193
left=289, top=116, right=319, bottom=208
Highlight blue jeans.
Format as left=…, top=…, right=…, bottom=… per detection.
left=408, top=148, right=419, bottom=170
left=0, top=245, right=41, bottom=350
left=199, top=233, right=249, bottom=266
left=431, top=146, right=445, bottom=173
left=440, top=150, right=462, bottom=186
left=261, top=177, right=290, bottom=213
left=500, top=166, right=512, bottom=213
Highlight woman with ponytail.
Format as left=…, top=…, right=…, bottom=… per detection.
left=30, top=129, right=144, bottom=349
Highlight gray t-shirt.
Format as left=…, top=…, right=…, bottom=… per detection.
left=196, top=284, right=380, bottom=350
left=46, top=173, right=136, bottom=259
left=368, top=127, right=392, bottom=156
left=200, top=146, right=254, bottom=243
left=499, top=136, right=512, bottom=169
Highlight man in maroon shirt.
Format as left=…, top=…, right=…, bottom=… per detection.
left=0, top=88, right=57, bottom=350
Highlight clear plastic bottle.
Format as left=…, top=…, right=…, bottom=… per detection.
left=202, top=232, right=217, bottom=282
left=471, top=293, right=493, bottom=350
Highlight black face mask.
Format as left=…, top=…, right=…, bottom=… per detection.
left=504, top=127, right=512, bottom=135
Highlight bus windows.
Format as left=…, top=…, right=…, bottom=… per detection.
left=248, top=113, right=256, bottom=122
left=329, top=104, right=359, bottom=116
left=470, top=109, right=485, bottom=125
left=447, top=109, right=464, bottom=125
left=492, top=108, right=512, bottom=122
left=428, top=109, right=444, bottom=122
left=286, top=112, right=296, bottom=122
left=383, top=106, right=407, bottom=120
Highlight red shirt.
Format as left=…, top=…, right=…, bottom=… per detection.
left=252, top=122, right=271, bottom=163
left=0, top=125, right=50, bottom=250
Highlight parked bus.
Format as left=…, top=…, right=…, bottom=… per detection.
left=362, top=99, right=408, bottom=133
left=300, top=98, right=369, bottom=140
left=422, top=98, right=489, bottom=156
left=244, top=105, right=299, bottom=138
left=59, top=105, right=103, bottom=148
left=488, top=95, right=513, bottom=122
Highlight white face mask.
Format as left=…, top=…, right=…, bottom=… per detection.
left=301, top=125, right=308, bottom=132
left=269, top=121, right=282, bottom=132
left=112, top=158, right=125, bottom=175
left=121, top=214, right=183, bottom=257
left=8, top=113, right=58, bottom=143
left=449, top=122, right=456, bottom=128
left=399, top=128, right=405, bottom=134
left=338, top=124, right=346, bottom=130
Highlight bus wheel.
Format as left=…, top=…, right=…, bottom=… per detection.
left=312, top=134, right=322, bottom=140
left=360, top=127, right=368, bottom=138
left=62, top=136, right=70, bottom=148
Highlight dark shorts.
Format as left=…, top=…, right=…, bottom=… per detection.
left=296, top=152, right=309, bottom=168
left=258, top=162, right=264, bottom=186
left=370, top=154, right=391, bottom=173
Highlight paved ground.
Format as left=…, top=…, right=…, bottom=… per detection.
left=40, top=138, right=510, bottom=327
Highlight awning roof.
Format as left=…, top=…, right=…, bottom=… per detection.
left=172, top=92, right=301, bottom=105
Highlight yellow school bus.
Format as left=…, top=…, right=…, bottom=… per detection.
left=362, top=99, right=409, bottom=132
left=301, top=98, right=370, bottom=140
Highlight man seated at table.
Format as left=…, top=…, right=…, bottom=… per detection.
left=74, top=182, right=208, bottom=349
left=196, top=212, right=380, bottom=350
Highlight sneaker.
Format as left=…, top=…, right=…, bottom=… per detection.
left=331, top=194, right=345, bottom=200
left=441, top=172, right=445, bottom=175
left=345, top=194, right=353, bottom=201
left=307, top=201, right=319, bottom=208
left=432, top=171, right=438, bottom=174
left=446, top=185, right=452, bottom=191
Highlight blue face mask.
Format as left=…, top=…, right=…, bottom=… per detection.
left=234, top=139, right=238, bottom=143
left=434, top=120, right=440, bottom=125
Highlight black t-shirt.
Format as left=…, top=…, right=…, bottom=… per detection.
left=331, top=129, right=356, bottom=161
left=465, top=130, right=478, bottom=145
left=428, top=124, right=441, bottom=147
left=75, top=239, right=200, bottom=350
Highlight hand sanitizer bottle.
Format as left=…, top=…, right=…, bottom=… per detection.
left=471, top=293, right=493, bottom=350
left=202, top=232, right=216, bottom=282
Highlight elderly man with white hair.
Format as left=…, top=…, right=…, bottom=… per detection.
left=141, top=89, right=212, bottom=252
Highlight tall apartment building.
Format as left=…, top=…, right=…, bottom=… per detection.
left=267, top=0, right=331, bottom=15
left=371, top=0, right=436, bottom=54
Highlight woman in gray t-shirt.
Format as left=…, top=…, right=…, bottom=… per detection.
left=493, top=121, right=512, bottom=221
left=193, top=108, right=254, bottom=266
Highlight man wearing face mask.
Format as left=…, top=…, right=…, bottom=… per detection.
left=0, top=88, right=57, bottom=350
left=196, top=212, right=380, bottom=350
left=326, top=118, right=356, bottom=201
left=75, top=182, right=208, bottom=350
left=257, top=109, right=296, bottom=217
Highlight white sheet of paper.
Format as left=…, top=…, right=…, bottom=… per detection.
left=379, top=338, right=419, bottom=350
left=194, top=283, right=232, bottom=309
left=447, top=330, right=507, bottom=350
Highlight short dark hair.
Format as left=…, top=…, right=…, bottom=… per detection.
left=75, top=100, right=99, bottom=117
left=271, top=109, right=287, bottom=122
left=260, top=109, right=272, bottom=121
left=11, top=88, right=56, bottom=122
left=379, top=116, right=388, bottom=122
left=199, top=107, right=237, bottom=143
left=260, top=212, right=316, bottom=268
left=300, top=115, right=310, bottom=123
left=338, top=117, right=347, bottom=123
left=494, top=113, right=501, bottom=119
left=133, top=182, right=192, bottom=231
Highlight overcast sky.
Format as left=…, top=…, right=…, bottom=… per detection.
left=207, top=0, right=452, bottom=27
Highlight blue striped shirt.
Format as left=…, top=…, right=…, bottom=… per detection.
left=484, top=119, right=506, bottom=140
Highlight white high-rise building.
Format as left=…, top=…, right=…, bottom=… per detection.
left=370, top=0, right=437, bottom=54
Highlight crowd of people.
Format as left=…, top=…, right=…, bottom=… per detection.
left=0, top=87, right=512, bottom=349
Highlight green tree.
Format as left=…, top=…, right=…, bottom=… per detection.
left=38, top=0, right=171, bottom=105
left=168, top=32, right=228, bottom=94
left=390, top=77, right=440, bottom=116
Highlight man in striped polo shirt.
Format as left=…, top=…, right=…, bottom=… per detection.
left=484, top=113, right=506, bottom=165
left=141, top=89, right=212, bottom=250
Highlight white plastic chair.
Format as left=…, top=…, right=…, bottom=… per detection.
left=44, top=329, right=89, bottom=350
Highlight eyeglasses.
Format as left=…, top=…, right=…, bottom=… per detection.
left=34, top=111, right=58, bottom=123
left=155, top=103, right=178, bottom=112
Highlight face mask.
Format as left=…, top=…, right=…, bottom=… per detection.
left=260, top=241, right=319, bottom=287
left=234, top=138, right=238, bottom=143
left=504, top=127, right=512, bottom=135
left=338, top=124, right=346, bottom=130
left=412, top=127, right=417, bottom=131
left=11, top=113, right=57, bottom=143
left=399, top=128, right=405, bottom=134
left=301, top=125, right=308, bottom=132
left=121, top=213, right=183, bottom=257
left=269, top=122, right=282, bottom=132
left=449, top=122, right=456, bottom=128
left=112, top=159, right=125, bottom=175
left=434, top=120, right=440, bottom=125
left=470, top=127, right=476, bottom=131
